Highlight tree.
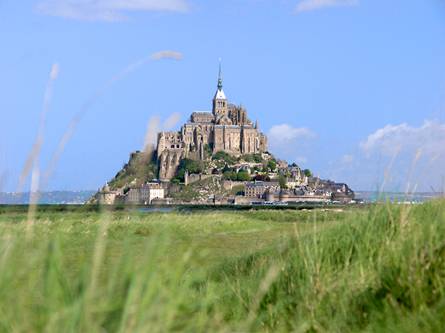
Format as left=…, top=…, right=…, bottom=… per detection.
left=267, top=160, right=277, bottom=172
left=172, top=158, right=204, bottom=183
left=253, top=154, right=263, bottom=163
left=176, top=168, right=186, bottom=180
left=180, top=158, right=203, bottom=174
left=223, top=170, right=237, bottom=181
left=231, top=185, right=245, bottom=196
left=303, top=169, right=312, bottom=177
left=279, top=175, right=287, bottom=189
left=242, top=154, right=254, bottom=163
left=203, top=144, right=213, bottom=158
left=213, top=151, right=236, bottom=165
left=237, top=170, right=251, bottom=181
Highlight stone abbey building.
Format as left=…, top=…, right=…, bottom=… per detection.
left=157, top=66, right=268, bottom=180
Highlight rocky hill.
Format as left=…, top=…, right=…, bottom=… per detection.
left=91, top=66, right=354, bottom=205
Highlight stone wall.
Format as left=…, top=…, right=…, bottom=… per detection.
left=158, top=149, right=185, bottom=181
left=222, top=180, right=245, bottom=190
left=185, top=173, right=214, bottom=185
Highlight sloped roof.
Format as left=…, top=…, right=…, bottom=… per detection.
left=214, top=88, right=226, bottom=100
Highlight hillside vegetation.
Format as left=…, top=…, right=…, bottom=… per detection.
left=0, top=201, right=444, bottom=332
left=108, top=151, right=158, bottom=190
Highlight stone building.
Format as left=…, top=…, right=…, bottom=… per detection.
left=141, top=183, right=165, bottom=204
left=126, top=188, right=141, bottom=204
left=157, top=65, right=268, bottom=181
left=125, top=182, right=165, bottom=205
left=95, top=183, right=120, bottom=205
left=245, top=181, right=280, bottom=199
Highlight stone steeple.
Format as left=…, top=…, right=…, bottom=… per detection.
left=212, top=60, right=228, bottom=118
left=217, top=61, right=223, bottom=91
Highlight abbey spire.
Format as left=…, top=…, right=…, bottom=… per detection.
left=213, top=60, right=227, bottom=117
left=217, top=60, right=223, bottom=91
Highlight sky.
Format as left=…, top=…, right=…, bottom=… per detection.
left=1, top=0, right=445, bottom=192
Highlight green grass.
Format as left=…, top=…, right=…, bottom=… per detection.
left=0, top=201, right=444, bottom=332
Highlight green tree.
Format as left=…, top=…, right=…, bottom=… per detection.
left=252, top=153, right=263, bottom=163
left=172, top=158, right=204, bottom=183
left=237, top=170, right=251, bottom=181
left=203, top=144, right=213, bottom=159
left=176, top=169, right=186, bottom=181
left=213, top=151, right=236, bottom=165
left=267, top=160, right=277, bottom=172
left=242, top=154, right=255, bottom=163
left=223, top=170, right=237, bottom=181
left=180, top=159, right=203, bottom=174
left=303, top=169, right=312, bottom=177
left=279, top=175, right=288, bottom=189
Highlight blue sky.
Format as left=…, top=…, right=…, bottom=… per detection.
left=1, top=0, right=445, bottom=192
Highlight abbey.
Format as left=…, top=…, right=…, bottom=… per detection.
left=157, top=66, right=268, bottom=180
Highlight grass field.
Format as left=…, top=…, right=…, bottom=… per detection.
left=0, top=202, right=444, bottom=332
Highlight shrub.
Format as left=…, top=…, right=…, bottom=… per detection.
left=303, top=169, right=312, bottom=177
left=267, top=160, right=277, bottom=172
left=236, top=170, right=251, bottom=181
left=180, top=159, right=204, bottom=174
left=279, top=175, right=287, bottom=189
left=213, top=151, right=236, bottom=165
left=223, top=170, right=237, bottom=181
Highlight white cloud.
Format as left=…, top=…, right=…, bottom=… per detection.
left=360, top=120, right=445, bottom=158
left=341, top=154, right=354, bottom=164
left=326, top=120, right=445, bottom=192
left=295, top=0, right=358, bottom=13
left=36, top=0, right=189, bottom=21
left=151, top=50, right=184, bottom=61
left=268, top=124, right=316, bottom=164
left=268, top=124, right=316, bottom=144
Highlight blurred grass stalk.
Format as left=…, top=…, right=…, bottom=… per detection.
left=18, top=52, right=182, bottom=232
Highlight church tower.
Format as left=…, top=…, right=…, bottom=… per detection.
left=212, top=61, right=228, bottom=118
